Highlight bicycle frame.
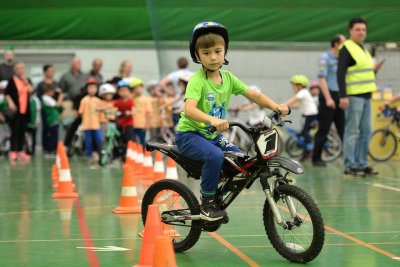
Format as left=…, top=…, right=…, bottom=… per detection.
left=147, top=112, right=304, bottom=228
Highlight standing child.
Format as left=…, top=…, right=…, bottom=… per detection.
left=147, top=81, right=163, bottom=141
left=113, top=80, right=135, bottom=142
left=176, top=22, right=289, bottom=221
left=131, top=78, right=151, bottom=147
left=78, top=79, right=103, bottom=164
left=284, top=75, right=318, bottom=161
left=41, top=86, right=64, bottom=157
left=27, top=91, right=41, bottom=155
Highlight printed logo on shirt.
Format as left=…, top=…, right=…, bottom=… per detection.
left=209, top=102, right=226, bottom=119
left=206, top=91, right=215, bottom=103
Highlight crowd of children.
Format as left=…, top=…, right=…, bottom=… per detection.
left=0, top=62, right=193, bottom=163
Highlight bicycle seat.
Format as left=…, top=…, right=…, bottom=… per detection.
left=146, top=141, right=178, bottom=154
left=146, top=141, right=203, bottom=179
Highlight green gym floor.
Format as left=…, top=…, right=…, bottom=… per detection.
left=0, top=155, right=399, bottom=267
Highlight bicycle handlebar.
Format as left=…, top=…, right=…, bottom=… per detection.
left=209, top=109, right=291, bottom=133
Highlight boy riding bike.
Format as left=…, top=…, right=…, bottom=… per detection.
left=175, top=21, right=289, bottom=221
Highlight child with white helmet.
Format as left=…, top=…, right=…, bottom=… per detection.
left=98, top=83, right=117, bottom=136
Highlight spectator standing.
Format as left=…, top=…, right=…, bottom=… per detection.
left=147, top=81, right=163, bottom=141
left=160, top=57, right=193, bottom=126
left=118, top=60, right=133, bottom=79
left=78, top=80, right=103, bottom=165
left=337, top=17, right=384, bottom=176
left=4, top=61, right=33, bottom=161
left=0, top=46, right=15, bottom=81
left=312, top=34, right=346, bottom=166
left=41, top=87, right=64, bottom=157
left=113, top=80, right=135, bottom=142
left=36, top=64, right=59, bottom=98
left=59, top=57, right=89, bottom=100
left=89, top=58, right=103, bottom=84
left=27, top=92, right=41, bottom=155
left=131, top=78, right=151, bottom=147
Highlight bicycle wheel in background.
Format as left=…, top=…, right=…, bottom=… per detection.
left=285, top=136, right=303, bottom=158
left=368, top=129, right=397, bottom=161
left=321, top=130, right=342, bottom=162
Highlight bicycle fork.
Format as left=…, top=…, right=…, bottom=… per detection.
left=260, top=176, right=297, bottom=229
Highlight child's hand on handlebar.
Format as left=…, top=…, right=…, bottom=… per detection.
left=209, top=117, right=229, bottom=132
left=276, top=104, right=290, bottom=116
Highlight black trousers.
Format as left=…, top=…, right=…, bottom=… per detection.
left=312, top=91, right=345, bottom=162
left=64, top=116, right=82, bottom=147
left=27, top=127, right=37, bottom=155
left=43, top=125, right=59, bottom=153
left=9, top=113, right=29, bottom=152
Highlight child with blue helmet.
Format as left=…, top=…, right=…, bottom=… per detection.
left=175, top=22, right=289, bottom=221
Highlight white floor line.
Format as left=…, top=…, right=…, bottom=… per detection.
left=375, top=174, right=400, bottom=182
left=365, top=182, right=400, bottom=193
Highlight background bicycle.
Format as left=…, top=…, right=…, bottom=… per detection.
left=368, top=105, right=400, bottom=161
left=282, top=122, right=342, bottom=162
left=99, top=111, right=126, bottom=166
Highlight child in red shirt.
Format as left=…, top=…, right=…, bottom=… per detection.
left=113, top=80, right=135, bottom=142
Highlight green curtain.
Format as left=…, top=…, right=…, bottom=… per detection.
left=0, top=0, right=399, bottom=42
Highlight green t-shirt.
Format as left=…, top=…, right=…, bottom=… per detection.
left=177, top=69, right=248, bottom=139
left=41, top=95, right=63, bottom=126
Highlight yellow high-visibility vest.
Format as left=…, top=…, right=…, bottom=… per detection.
left=342, top=40, right=376, bottom=95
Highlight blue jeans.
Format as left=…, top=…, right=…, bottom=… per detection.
left=175, top=132, right=241, bottom=198
left=134, top=128, right=146, bottom=147
left=343, top=96, right=372, bottom=170
left=84, top=130, right=103, bottom=157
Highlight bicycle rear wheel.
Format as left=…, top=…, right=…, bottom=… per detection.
left=368, top=129, right=397, bottom=161
left=285, top=136, right=303, bottom=158
left=141, top=179, right=202, bottom=252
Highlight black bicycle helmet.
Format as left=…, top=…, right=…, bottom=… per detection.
left=189, top=21, right=229, bottom=65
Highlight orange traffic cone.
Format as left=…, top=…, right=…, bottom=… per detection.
left=165, top=158, right=178, bottom=180
left=134, top=144, right=144, bottom=176
left=139, top=203, right=180, bottom=239
left=133, top=204, right=163, bottom=267
left=159, top=203, right=180, bottom=238
left=141, top=150, right=154, bottom=180
left=52, top=141, right=65, bottom=183
left=153, top=151, right=165, bottom=182
left=153, top=235, right=177, bottom=267
left=113, top=165, right=141, bottom=214
left=52, top=154, right=78, bottom=198
left=124, top=141, right=135, bottom=168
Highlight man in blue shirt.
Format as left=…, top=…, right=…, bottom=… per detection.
left=312, top=34, right=346, bottom=166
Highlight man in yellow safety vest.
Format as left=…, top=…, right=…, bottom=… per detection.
left=337, top=17, right=384, bottom=177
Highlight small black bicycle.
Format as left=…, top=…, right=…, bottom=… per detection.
left=142, top=111, right=325, bottom=263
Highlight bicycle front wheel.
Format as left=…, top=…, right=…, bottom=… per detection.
left=368, top=129, right=397, bottom=161
left=263, top=185, right=325, bottom=263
